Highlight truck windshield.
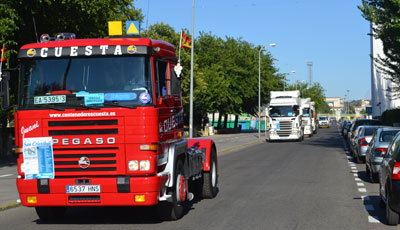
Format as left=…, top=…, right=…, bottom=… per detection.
left=270, top=106, right=299, bottom=117
left=319, top=117, right=328, bottom=121
left=18, top=56, right=153, bottom=109
left=302, top=108, right=310, bottom=117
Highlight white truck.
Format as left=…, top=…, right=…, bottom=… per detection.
left=318, top=114, right=330, bottom=128
left=301, top=98, right=317, bottom=137
left=266, top=90, right=304, bottom=141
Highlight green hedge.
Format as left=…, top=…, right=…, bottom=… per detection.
left=382, top=108, right=400, bottom=126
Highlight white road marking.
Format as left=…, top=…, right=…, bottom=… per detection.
left=0, top=174, right=13, bottom=178
left=16, top=199, right=21, bottom=203
left=351, top=167, right=357, bottom=170
left=355, top=178, right=361, bottom=181
left=358, top=188, right=367, bottom=192
left=353, top=173, right=358, bottom=177
left=357, top=182, right=364, bottom=187
left=368, top=216, right=380, bottom=223
left=361, top=196, right=370, bottom=201
left=352, top=170, right=358, bottom=173
left=365, top=204, right=375, bottom=211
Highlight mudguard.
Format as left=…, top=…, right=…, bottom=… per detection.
left=187, top=139, right=216, bottom=171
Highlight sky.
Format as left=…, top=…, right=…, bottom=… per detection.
left=135, top=0, right=371, bottom=101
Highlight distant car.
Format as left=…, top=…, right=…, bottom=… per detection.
left=379, top=132, right=400, bottom=225
left=366, top=127, right=400, bottom=183
left=352, top=125, right=386, bottom=163
left=347, top=119, right=383, bottom=144
left=341, top=120, right=351, bottom=136
left=343, top=122, right=352, bottom=139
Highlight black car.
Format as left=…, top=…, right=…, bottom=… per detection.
left=379, top=132, right=400, bottom=225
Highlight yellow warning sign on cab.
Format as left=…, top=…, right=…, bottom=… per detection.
left=108, top=21, right=122, bottom=36
left=126, top=21, right=140, bottom=35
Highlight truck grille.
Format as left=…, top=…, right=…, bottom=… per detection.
left=47, top=119, right=122, bottom=175
left=277, top=121, right=292, bottom=137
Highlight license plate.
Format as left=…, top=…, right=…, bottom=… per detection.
left=66, top=185, right=101, bottom=194
left=34, top=95, right=66, bottom=104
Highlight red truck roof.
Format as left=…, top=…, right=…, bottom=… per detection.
left=18, top=37, right=177, bottom=59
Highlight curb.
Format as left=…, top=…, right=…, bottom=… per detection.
left=0, top=202, right=21, bottom=212
left=218, top=139, right=264, bottom=155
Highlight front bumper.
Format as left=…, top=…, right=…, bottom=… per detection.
left=268, top=133, right=302, bottom=141
left=17, top=175, right=167, bottom=207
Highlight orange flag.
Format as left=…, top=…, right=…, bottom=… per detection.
left=181, top=30, right=191, bottom=49
left=0, top=44, right=6, bottom=62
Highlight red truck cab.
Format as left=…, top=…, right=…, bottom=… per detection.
left=0, top=33, right=218, bottom=221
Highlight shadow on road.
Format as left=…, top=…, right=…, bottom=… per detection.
left=353, top=195, right=387, bottom=225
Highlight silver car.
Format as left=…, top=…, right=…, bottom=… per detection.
left=365, top=127, right=400, bottom=182
left=352, top=125, right=386, bottom=163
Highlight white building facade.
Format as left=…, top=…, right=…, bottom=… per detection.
left=371, top=24, right=400, bottom=118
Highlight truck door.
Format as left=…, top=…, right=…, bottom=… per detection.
left=155, top=60, right=182, bottom=141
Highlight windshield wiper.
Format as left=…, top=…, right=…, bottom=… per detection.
left=28, top=104, right=65, bottom=111
left=103, top=101, right=137, bottom=109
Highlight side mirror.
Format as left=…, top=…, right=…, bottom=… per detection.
left=0, top=71, right=10, bottom=110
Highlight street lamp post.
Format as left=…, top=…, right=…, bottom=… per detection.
left=258, top=43, right=276, bottom=139
left=258, top=46, right=263, bottom=139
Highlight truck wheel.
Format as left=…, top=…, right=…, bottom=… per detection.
left=202, top=149, right=218, bottom=199
left=35, top=207, right=66, bottom=221
left=386, top=193, right=399, bottom=225
left=158, top=159, right=186, bottom=221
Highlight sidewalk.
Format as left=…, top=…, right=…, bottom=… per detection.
left=0, top=132, right=264, bottom=211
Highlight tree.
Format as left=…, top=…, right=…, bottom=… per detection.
left=359, top=0, right=400, bottom=96
left=287, top=81, right=330, bottom=113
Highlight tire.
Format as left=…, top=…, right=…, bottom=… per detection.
left=202, top=149, right=218, bottom=199
left=367, top=163, right=378, bottom=183
left=35, top=207, right=66, bottom=221
left=386, top=193, right=400, bottom=225
left=157, top=159, right=187, bottom=221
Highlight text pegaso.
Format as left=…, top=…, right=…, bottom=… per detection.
left=53, top=137, right=116, bottom=145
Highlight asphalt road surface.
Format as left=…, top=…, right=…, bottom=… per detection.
left=0, top=127, right=396, bottom=229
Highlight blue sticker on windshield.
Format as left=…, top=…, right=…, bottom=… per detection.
left=84, top=93, right=104, bottom=106
left=76, top=91, right=89, bottom=97
left=139, top=92, right=151, bottom=104
left=288, top=112, right=293, bottom=116
left=104, top=93, right=137, bottom=101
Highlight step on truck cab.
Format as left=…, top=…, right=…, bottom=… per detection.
left=300, top=98, right=317, bottom=136
left=0, top=31, right=218, bottom=221
left=266, top=90, right=304, bottom=141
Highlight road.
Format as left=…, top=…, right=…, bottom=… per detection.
left=0, top=127, right=396, bottom=229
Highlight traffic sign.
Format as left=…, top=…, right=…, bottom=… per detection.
left=126, top=21, right=140, bottom=35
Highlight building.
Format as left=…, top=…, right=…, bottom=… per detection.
left=370, top=23, right=400, bottom=118
left=325, top=97, right=344, bottom=118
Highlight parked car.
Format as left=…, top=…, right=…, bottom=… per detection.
left=352, top=125, right=386, bottom=163
left=347, top=119, right=383, bottom=144
left=343, top=122, right=352, bottom=139
left=341, top=120, right=350, bottom=136
left=366, top=127, right=400, bottom=182
left=379, top=132, right=400, bottom=225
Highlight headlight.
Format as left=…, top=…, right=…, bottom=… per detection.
left=128, top=160, right=138, bottom=171
left=20, top=162, right=25, bottom=173
left=140, top=160, right=150, bottom=171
